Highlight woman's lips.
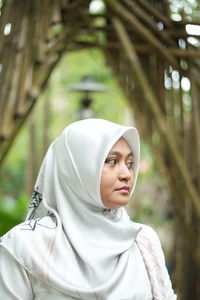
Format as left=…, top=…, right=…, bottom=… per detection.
left=115, top=186, right=130, bottom=194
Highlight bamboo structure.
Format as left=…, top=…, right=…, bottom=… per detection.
left=0, top=0, right=200, bottom=299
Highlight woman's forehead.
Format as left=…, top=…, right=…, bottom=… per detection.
left=107, top=137, right=133, bottom=158
left=110, top=137, right=132, bottom=151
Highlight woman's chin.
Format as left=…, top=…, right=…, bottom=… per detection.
left=108, top=198, right=129, bottom=210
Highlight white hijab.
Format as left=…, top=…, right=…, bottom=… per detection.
left=1, top=119, right=152, bottom=299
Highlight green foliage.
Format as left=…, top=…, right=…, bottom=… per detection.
left=0, top=194, right=29, bottom=235
left=0, top=160, right=26, bottom=198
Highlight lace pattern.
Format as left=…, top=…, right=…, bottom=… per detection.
left=136, top=226, right=177, bottom=300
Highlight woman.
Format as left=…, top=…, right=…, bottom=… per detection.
left=0, top=118, right=176, bottom=299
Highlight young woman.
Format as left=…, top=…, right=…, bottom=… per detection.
left=0, top=118, right=176, bottom=299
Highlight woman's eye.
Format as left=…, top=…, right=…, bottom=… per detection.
left=127, top=161, right=134, bottom=169
left=105, top=159, right=116, bottom=165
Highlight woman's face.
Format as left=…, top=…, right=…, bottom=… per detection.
left=100, top=137, right=134, bottom=210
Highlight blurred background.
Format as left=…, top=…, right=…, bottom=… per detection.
left=0, top=0, right=200, bottom=299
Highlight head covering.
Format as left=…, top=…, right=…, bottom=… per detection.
left=1, top=118, right=145, bottom=298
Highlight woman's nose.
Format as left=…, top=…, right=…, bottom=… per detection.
left=118, top=164, right=131, bottom=180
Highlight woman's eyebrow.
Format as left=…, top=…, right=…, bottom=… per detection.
left=107, top=151, right=133, bottom=158
left=127, top=152, right=133, bottom=158
left=107, top=150, right=120, bottom=156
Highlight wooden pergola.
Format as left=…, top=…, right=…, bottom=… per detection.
left=0, top=1, right=200, bottom=299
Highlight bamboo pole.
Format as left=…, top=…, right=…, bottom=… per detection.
left=190, top=77, right=200, bottom=188
left=66, top=39, right=200, bottom=58
left=25, top=113, right=37, bottom=196
left=0, top=50, right=24, bottom=137
left=0, top=45, right=16, bottom=137
left=168, top=48, right=200, bottom=58
left=164, top=29, right=200, bottom=38
left=112, top=16, right=200, bottom=218
left=41, top=0, right=51, bottom=43
left=0, top=0, right=14, bottom=59
left=156, top=57, right=166, bottom=114
left=50, top=0, right=62, bottom=25
left=178, top=73, right=184, bottom=151
left=33, top=1, right=46, bottom=64
left=15, top=49, right=31, bottom=115
left=0, top=0, right=23, bottom=134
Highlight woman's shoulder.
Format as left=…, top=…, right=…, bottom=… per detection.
left=1, top=215, right=57, bottom=237
left=133, top=222, right=160, bottom=241
left=133, top=222, right=163, bottom=255
left=133, top=221, right=167, bottom=270
left=0, top=216, right=57, bottom=256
